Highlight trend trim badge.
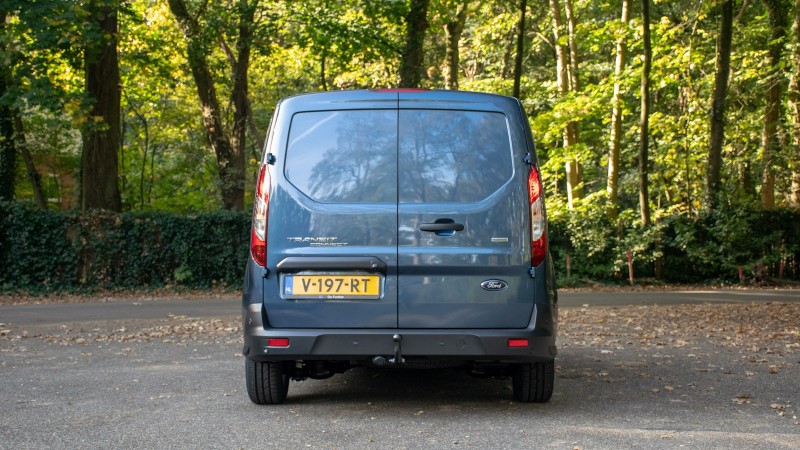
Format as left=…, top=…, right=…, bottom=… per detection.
left=286, top=237, right=349, bottom=247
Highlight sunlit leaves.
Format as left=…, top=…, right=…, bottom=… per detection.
left=3, top=0, right=799, bottom=214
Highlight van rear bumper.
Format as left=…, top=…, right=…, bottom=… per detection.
left=242, top=303, right=557, bottom=363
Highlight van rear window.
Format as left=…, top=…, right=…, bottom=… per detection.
left=284, top=109, right=513, bottom=204
left=284, top=110, right=398, bottom=203
left=399, top=110, right=513, bottom=203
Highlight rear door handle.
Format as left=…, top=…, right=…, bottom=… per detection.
left=419, top=223, right=465, bottom=232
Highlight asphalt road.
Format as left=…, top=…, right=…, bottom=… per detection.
left=1, top=290, right=799, bottom=449
left=4, top=289, right=800, bottom=326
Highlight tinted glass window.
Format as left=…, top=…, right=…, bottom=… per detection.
left=285, top=110, right=397, bottom=203
left=399, top=110, right=513, bottom=203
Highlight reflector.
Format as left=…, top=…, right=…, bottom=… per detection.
left=267, top=338, right=290, bottom=348
left=508, top=339, right=529, bottom=347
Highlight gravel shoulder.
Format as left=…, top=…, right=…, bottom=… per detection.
left=0, top=287, right=241, bottom=306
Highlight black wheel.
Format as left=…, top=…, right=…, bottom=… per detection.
left=245, top=359, right=290, bottom=404
left=512, top=361, right=554, bottom=403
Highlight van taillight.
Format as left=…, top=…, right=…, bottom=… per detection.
left=251, top=164, right=270, bottom=267
left=528, top=166, right=547, bottom=267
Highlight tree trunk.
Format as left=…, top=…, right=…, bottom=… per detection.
left=2, top=12, right=44, bottom=207
left=549, top=0, right=581, bottom=208
left=639, top=0, right=651, bottom=226
left=500, top=37, right=514, bottom=80
left=0, top=40, right=13, bottom=201
left=790, top=0, right=800, bottom=207
left=706, top=0, right=733, bottom=211
left=513, top=0, right=527, bottom=98
left=128, top=105, right=149, bottom=209
left=14, top=114, right=47, bottom=209
left=399, top=0, right=430, bottom=88
left=320, top=50, right=328, bottom=91
left=563, top=0, right=581, bottom=204
left=0, top=10, right=14, bottom=202
left=761, top=0, right=790, bottom=208
left=0, top=99, right=14, bottom=202
left=168, top=0, right=251, bottom=210
left=81, top=0, right=121, bottom=212
left=230, top=0, right=255, bottom=211
left=444, top=2, right=468, bottom=90
left=792, top=167, right=800, bottom=206
left=607, top=0, right=630, bottom=219
left=564, top=0, right=579, bottom=92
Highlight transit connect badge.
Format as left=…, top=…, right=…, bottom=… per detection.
left=480, top=279, right=508, bottom=291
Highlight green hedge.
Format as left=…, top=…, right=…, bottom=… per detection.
left=0, top=202, right=250, bottom=292
left=2, top=200, right=798, bottom=293
left=549, top=204, right=800, bottom=284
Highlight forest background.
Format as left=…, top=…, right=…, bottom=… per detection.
left=1, top=0, right=799, bottom=292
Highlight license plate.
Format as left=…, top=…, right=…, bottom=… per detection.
left=282, top=274, right=382, bottom=299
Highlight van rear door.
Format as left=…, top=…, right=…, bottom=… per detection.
left=397, top=94, right=535, bottom=329
left=264, top=92, right=399, bottom=328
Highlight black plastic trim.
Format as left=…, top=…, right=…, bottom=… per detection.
left=243, top=303, right=557, bottom=363
left=276, top=256, right=387, bottom=273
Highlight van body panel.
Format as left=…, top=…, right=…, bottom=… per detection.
left=244, top=89, right=555, bottom=363
left=395, top=96, right=534, bottom=328
left=263, top=93, right=400, bottom=329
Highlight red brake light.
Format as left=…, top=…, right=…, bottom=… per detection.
left=528, top=167, right=547, bottom=267
left=250, top=164, right=270, bottom=266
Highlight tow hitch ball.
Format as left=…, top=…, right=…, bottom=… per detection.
left=389, top=334, right=405, bottom=365
left=372, top=334, right=405, bottom=366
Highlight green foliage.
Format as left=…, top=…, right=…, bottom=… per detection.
left=548, top=200, right=800, bottom=284
left=666, top=205, right=800, bottom=281
left=548, top=192, right=617, bottom=280
left=3, top=0, right=800, bottom=290
left=118, top=1, right=233, bottom=211
left=0, top=201, right=77, bottom=290
left=0, top=201, right=250, bottom=292
left=2, top=0, right=792, bottom=215
left=12, top=108, right=81, bottom=208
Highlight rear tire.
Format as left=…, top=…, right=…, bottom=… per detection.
left=512, top=361, right=554, bottom=403
left=246, top=359, right=290, bottom=404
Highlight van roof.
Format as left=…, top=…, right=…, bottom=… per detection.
left=277, top=89, right=522, bottom=112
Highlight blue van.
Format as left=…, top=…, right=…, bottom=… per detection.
left=242, top=90, right=557, bottom=404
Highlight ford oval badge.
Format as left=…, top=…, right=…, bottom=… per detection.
left=480, top=280, right=508, bottom=291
